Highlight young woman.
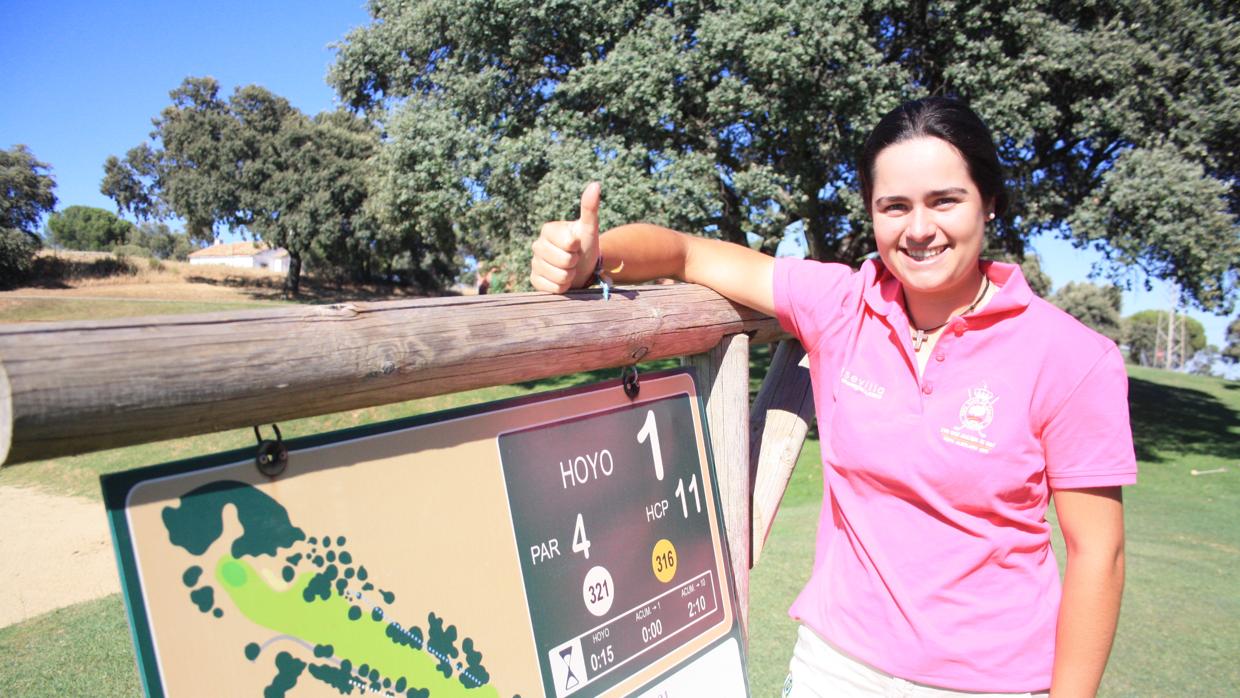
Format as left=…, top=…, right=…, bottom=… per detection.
left=530, top=98, right=1134, bottom=697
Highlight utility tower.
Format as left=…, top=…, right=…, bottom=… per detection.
left=1154, top=286, right=1189, bottom=370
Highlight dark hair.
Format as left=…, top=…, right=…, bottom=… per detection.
left=858, top=97, right=1008, bottom=216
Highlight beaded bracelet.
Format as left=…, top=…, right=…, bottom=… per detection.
left=585, top=255, right=614, bottom=300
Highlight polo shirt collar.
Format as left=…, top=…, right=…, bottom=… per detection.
left=861, top=258, right=1034, bottom=321
left=974, top=260, right=1034, bottom=317
left=860, top=258, right=905, bottom=320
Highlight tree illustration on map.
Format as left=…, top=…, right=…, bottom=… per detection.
left=160, top=480, right=507, bottom=697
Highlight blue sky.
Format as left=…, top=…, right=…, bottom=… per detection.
left=2, top=1, right=1233, bottom=356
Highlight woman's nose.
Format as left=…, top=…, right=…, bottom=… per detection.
left=906, top=207, right=936, bottom=242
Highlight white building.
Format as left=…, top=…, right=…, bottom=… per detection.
left=188, top=242, right=290, bottom=273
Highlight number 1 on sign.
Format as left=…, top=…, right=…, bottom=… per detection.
left=637, top=410, right=664, bottom=481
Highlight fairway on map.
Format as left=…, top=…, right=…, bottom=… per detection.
left=162, top=480, right=494, bottom=697
left=105, top=370, right=746, bottom=697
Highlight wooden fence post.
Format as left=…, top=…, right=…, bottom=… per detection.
left=683, top=333, right=751, bottom=629
left=748, top=339, right=815, bottom=565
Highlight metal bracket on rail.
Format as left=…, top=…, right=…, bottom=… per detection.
left=253, top=424, right=288, bottom=477
left=621, top=364, right=640, bottom=399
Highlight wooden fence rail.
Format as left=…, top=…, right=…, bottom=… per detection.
left=0, top=284, right=816, bottom=628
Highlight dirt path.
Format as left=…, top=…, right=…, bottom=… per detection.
left=0, top=485, right=119, bottom=627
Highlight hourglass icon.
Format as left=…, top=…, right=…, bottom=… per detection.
left=560, top=646, right=580, bottom=690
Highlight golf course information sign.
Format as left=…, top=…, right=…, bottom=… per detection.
left=501, top=394, right=732, bottom=696
left=104, top=369, right=748, bottom=698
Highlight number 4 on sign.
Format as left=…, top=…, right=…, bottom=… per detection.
left=573, top=513, right=591, bottom=559
left=637, top=410, right=665, bottom=481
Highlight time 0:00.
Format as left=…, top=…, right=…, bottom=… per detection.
left=640, top=619, right=664, bottom=644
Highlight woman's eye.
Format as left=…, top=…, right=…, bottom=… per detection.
left=934, top=198, right=959, bottom=208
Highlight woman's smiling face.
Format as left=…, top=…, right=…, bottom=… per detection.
left=870, top=136, right=991, bottom=300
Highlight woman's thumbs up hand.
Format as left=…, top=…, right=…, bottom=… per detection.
left=530, top=182, right=601, bottom=293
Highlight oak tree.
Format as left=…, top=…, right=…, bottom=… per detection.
left=1, top=144, right=56, bottom=286
left=46, top=205, right=135, bottom=251
left=331, top=0, right=1237, bottom=308
left=103, top=78, right=380, bottom=295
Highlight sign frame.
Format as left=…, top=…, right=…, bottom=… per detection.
left=103, top=367, right=749, bottom=697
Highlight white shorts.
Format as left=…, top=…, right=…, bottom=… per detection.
left=783, top=625, right=1050, bottom=698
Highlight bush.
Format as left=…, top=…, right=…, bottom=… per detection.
left=171, top=237, right=196, bottom=261
left=0, top=228, right=41, bottom=288
left=46, top=206, right=134, bottom=251
left=30, top=252, right=138, bottom=283
left=111, top=244, right=151, bottom=259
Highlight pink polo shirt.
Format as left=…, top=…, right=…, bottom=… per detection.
left=773, top=257, right=1136, bottom=692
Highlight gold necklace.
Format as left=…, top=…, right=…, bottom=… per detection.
left=910, top=276, right=991, bottom=352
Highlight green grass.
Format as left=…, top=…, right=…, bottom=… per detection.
left=1086, top=366, right=1239, bottom=697
left=0, top=595, right=139, bottom=696
left=748, top=442, right=821, bottom=692
left=1, top=345, right=1236, bottom=695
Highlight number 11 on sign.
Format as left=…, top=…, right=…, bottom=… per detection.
left=674, top=475, right=700, bottom=518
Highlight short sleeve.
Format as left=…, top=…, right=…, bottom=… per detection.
left=1042, top=346, right=1138, bottom=489
left=773, top=257, right=856, bottom=351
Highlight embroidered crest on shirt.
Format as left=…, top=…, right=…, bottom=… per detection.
left=940, top=384, right=998, bottom=454
left=840, top=368, right=886, bottom=399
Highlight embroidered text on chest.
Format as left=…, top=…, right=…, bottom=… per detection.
left=940, top=384, right=998, bottom=454
left=840, top=369, right=886, bottom=399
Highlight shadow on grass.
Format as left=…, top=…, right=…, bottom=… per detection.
left=1128, top=377, right=1240, bottom=463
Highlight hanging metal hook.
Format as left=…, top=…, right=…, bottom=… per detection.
left=621, top=364, right=640, bottom=399
left=253, top=424, right=288, bottom=477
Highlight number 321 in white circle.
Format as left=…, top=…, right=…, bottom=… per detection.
left=582, top=565, right=615, bottom=617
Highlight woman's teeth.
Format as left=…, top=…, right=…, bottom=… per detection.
left=905, top=247, right=945, bottom=261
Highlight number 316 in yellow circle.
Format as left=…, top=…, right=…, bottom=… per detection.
left=651, top=539, right=677, bottom=583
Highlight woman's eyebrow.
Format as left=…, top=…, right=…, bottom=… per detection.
left=874, top=194, right=907, bottom=207
left=874, top=187, right=968, bottom=207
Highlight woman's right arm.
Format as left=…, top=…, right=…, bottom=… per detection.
left=529, top=182, right=776, bottom=316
